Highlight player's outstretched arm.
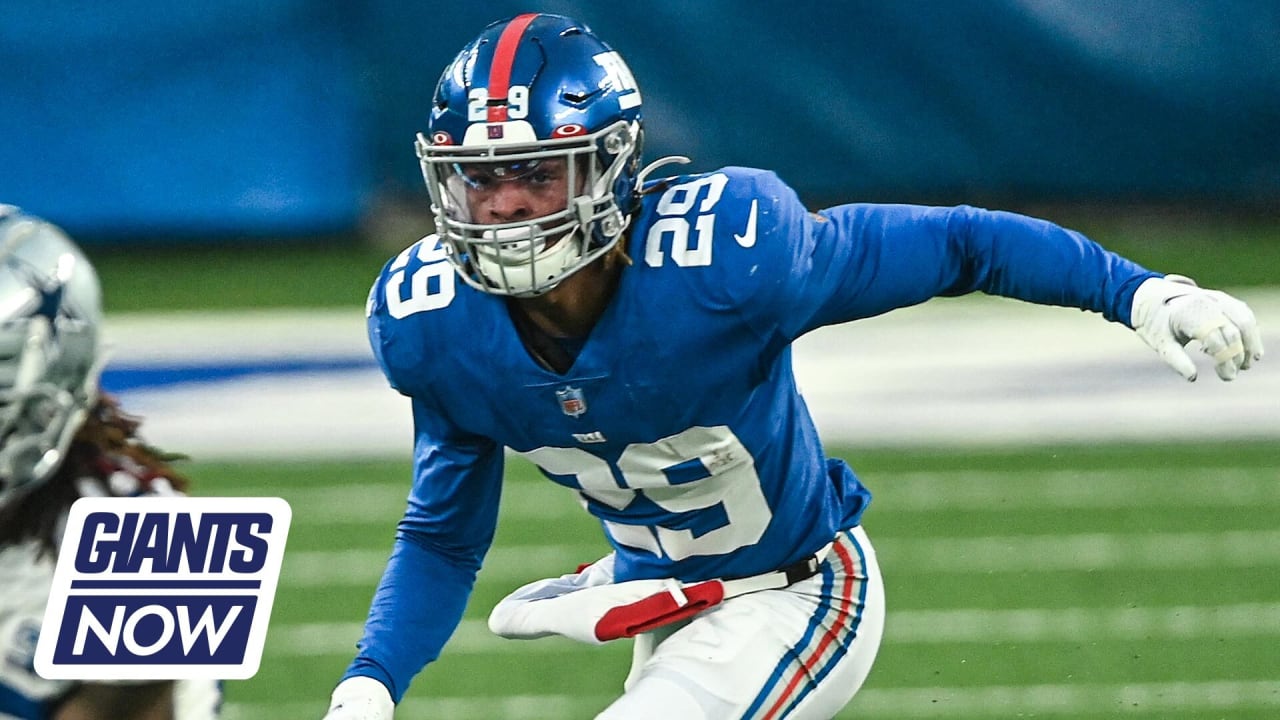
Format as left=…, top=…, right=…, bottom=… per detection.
left=322, top=676, right=395, bottom=720
left=1131, top=275, right=1264, bottom=381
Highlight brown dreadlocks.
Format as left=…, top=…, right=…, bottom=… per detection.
left=0, top=394, right=190, bottom=557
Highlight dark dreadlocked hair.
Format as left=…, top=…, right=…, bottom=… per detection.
left=0, top=394, right=190, bottom=558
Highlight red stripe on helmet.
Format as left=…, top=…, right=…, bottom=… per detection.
left=487, top=13, right=539, bottom=123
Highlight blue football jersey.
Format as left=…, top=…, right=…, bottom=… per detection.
left=350, top=167, right=1157, bottom=698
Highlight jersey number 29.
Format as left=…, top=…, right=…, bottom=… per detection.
left=521, top=426, right=772, bottom=561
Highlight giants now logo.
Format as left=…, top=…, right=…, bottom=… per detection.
left=34, top=497, right=290, bottom=680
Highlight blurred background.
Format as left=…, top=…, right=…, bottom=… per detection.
left=3, top=0, right=1277, bottom=242
left=4, top=1, right=1278, bottom=718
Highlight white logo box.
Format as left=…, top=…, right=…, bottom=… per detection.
left=35, top=496, right=291, bottom=680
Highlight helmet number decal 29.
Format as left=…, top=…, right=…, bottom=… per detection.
left=467, top=86, right=530, bottom=121
left=593, top=51, right=641, bottom=110
left=383, top=235, right=456, bottom=318
left=520, top=426, right=772, bottom=561
left=644, top=173, right=729, bottom=269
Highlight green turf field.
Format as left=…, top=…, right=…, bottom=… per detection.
left=191, top=440, right=1279, bottom=719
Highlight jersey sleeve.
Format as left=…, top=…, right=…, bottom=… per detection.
left=349, top=252, right=505, bottom=701
left=343, top=396, right=504, bottom=702
left=732, top=175, right=1160, bottom=339
left=366, top=243, right=439, bottom=398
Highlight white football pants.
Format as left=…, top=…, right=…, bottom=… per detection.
left=596, top=526, right=884, bottom=720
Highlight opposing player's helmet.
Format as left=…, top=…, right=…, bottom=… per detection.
left=417, top=13, right=644, bottom=296
left=0, top=206, right=103, bottom=506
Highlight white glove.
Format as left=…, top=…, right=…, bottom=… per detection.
left=488, top=554, right=726, bottom=644
left=1131, top=275, right=1264, bottom=381
left=323, top=677, right=394, bottom=720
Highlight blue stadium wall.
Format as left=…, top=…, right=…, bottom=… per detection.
left=1, top=1, right=1276, bottom=239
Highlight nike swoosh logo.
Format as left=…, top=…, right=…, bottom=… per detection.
left=734, top=200, right=758, bottom=247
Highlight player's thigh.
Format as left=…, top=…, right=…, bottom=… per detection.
left=598, top=526, right=884, bottom=720
left=777, top=529, right=885, bottom=719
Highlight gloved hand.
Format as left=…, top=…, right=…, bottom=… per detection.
left=1131, top=275, right=1264, bottom=381
left=323, top=677, right=394, bottom=720
left=489, top=553, right=727, bottom=644
left=489, top=574, right=724, bottom=644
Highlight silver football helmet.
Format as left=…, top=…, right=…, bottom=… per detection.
left=0, top=205, right=103, bottom=506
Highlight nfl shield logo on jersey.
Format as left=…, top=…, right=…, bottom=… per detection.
left=556, top=386, right=587, bottom=417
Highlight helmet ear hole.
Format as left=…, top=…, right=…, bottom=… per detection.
left=599, top=210, right=623, bottom=239
left=604, top=128, right=628, bottom=155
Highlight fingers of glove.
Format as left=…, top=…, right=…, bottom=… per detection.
left=490, top=579, right=674, bottom=644
left=1150, top=334, right=1199, bottom=381
left=1195, top=323, right=1245, bottom=381
left=1241, top=330, right=1265, bottom=370
left=501, top=574, right=584, bottom=604
left=575, top=553, right=617, bottom=587
left=1185, top=290, right=1264, bottom=379
left=487, top=601, right=561, bottom=641
left=1212, top=348, right=1242, bottom=380
left=1210, top=291, right=1265, bottom=367
left=494, top=558, right=623, bottom=612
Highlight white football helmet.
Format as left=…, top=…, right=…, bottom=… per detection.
left=0, top=206, right=103, bottom=506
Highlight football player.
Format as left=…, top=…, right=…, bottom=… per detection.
left=0, top=206, right=222, bottom=720
left=324, top=14, right=1263, bottom=720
